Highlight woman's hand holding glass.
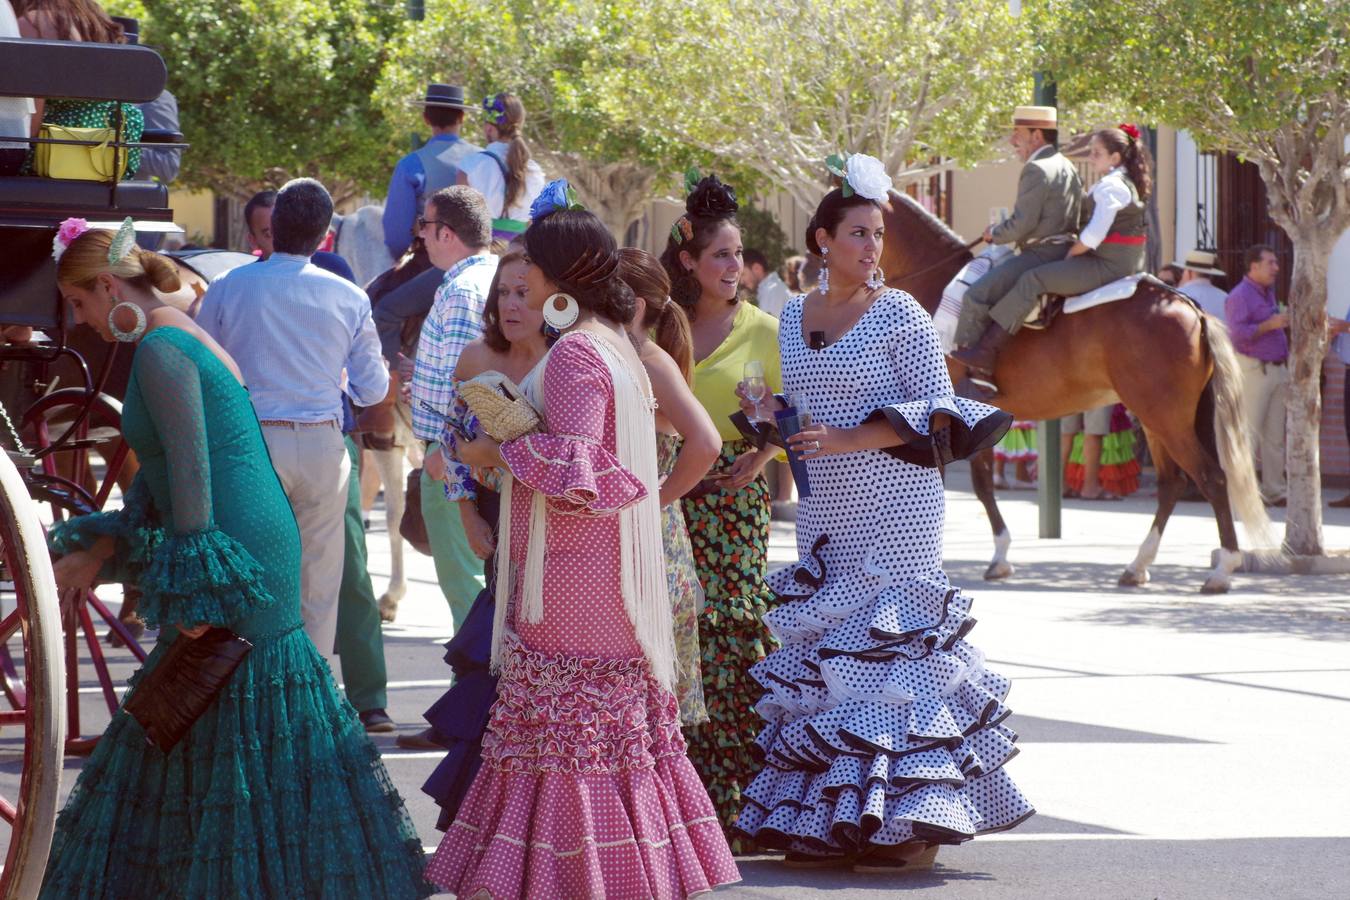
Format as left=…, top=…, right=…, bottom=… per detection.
left=787, top=422, right=852, bottom=459
left=735, top=378, right=783, bottom=422
left=741, top=361, right=771, bottom=422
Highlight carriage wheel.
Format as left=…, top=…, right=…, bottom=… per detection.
left=22, top=388, right=129, bottom=516
left=0, top=451, right=66, bottom=898
left=19, top=390, right=143, bottom=749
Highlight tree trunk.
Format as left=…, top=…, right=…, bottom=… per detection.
left=1283, top=227, right=1334, bottom=555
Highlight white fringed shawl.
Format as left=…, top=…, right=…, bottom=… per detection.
left=490, top=331, right=677, bottom=692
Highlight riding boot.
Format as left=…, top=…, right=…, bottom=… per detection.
left=950, top=320, right=1014, bottom=374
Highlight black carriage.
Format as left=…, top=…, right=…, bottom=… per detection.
left=0, top=35, right=188, bottom=895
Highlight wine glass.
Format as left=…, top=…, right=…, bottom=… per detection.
left=743, top=360, right=768, bottom=422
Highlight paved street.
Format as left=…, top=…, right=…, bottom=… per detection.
left=11, top=464, right=1350, bottom=898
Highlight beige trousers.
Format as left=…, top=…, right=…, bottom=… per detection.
left=1237, top=355, right=1288, bottom=501
left=262, top=421, right=350, bottom=667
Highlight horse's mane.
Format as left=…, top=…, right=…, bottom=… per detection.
left=886, top=190, right=968, bottom=254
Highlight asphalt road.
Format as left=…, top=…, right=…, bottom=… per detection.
left=8, top=464, right=1349, bottom=898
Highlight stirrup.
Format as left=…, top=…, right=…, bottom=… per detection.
left=963, top=373, right=999, bottom=399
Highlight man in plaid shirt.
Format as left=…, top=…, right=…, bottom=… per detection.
left=409, top=187, right=497, bottom=630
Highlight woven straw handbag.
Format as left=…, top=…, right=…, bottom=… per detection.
left=458, top=371, right=540, bottom=442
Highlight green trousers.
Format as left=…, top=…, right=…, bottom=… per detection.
left=336, top=436, right=387, bottom=713
left=422, top=442, right=484, bottom=630
left=992, top=242, right=1145, bottom=332
left=955, top=243, right=1070, bottom=346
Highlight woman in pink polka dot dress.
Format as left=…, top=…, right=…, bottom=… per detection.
left=426, top=185, right=740, bottom=899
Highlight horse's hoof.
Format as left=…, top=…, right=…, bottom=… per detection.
left=984, top=561, right=1014, bottom=580
left=378, top=596, right=399, bottom=623
left=1118, top=568, right=1149, bottom=587
left=1200, top=577, right=1231, bottom=595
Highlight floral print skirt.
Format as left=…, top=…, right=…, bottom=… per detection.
left=680, top=439, right=777, bottom=852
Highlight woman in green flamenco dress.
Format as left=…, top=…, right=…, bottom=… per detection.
left=39, top=220, right=431, bottom=898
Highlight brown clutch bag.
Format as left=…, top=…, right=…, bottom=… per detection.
left=123, top=627, right=253, bottom=753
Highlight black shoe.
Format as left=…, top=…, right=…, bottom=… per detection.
left=359, top=708, right=397, bottom=733
left=1263, top=496, right=1287, bottom=508
left=950, top=320, right=1014, bottom=374
left=1329, top=494, right=1350, bottom=509
left=395, top=727, right=450, bottom=750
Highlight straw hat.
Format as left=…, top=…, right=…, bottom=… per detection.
left=1012, top=106, right=1057, bottom=129
left=1172, top=249, right=1226, bottom=277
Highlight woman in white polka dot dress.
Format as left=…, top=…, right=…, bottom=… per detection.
left=426, top=186, right=739, bottom=898
left=733, top=156, right=1035, bottom=870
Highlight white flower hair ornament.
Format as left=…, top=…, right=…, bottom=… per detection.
left=842, top=153, right=892, bottom=202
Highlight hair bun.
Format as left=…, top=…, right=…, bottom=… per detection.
left=137, top=249, right=183, bottom=293
left=686, top=175, right=738, bottom=219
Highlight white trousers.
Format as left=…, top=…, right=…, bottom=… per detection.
left=1237, top=355, right=1288, bottom=501
left=262, top=421, right=350, bottom=668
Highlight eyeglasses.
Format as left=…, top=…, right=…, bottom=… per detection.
left=417, top=216, right=452, bottom=232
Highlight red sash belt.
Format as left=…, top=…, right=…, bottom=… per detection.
left=1102, top=233, right=1147, bottom=245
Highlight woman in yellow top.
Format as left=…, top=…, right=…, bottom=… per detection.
left=660, top=173, right=781, bottom=850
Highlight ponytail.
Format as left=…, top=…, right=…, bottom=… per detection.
left=618, top=247, right=693, bottom=382
left=1095, top=126, right=1153, bottom=202
left=487, top=92, right=532, bottom=211
left=650, top=300, right=694, bottom=383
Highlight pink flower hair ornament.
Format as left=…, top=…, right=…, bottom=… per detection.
left=52, top=217, right=90, bottom=265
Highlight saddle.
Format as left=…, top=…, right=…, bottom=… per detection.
left=1022, top=273, right=1151, bottom=330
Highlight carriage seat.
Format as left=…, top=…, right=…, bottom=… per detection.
left=1023, top=273, right=1150, bottom=330
left=0, top=176, right=169, bottom=223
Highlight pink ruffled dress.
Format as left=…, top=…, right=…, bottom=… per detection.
left=425, top=334, right=740, bottom=899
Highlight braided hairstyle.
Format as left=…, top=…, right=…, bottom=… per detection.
left=658, top=175, right=739, bottom=321
left=1094, top=126, right=1153, bottom=202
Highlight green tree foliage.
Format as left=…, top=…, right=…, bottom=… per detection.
left=1038, top=0, right=1350, bottom=555
left=135, top=0, right=404, bottom=202
left=378, top=0, right=724, bottom=236
left=621, top=0, right=1035, bottom=212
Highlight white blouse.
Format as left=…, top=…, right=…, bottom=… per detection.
left=460, top=141, right=546, bottom=222
left=1078, top=167, right=1134, bottom=250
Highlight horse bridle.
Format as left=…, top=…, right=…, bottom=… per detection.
left=885, top=237, right=984, bottom=288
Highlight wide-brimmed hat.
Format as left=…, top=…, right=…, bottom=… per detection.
left=1172, top=249, right=1226, bottom=277
left=414, top=84, right=475, bottom=110
left=1012, top=105, right=1057, bottom=130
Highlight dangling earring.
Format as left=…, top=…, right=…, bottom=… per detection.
left=866, top=267, right=885, bottom=291
left=107, top=301, right=147, bottom=342
left=542, top=292, right=580, bottom=331
left=818, top=246, right=830, bottom=294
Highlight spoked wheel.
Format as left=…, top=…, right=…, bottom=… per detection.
left=0, top=450, right=65, bottom=898
left=19, top=390, right=144, bottom=753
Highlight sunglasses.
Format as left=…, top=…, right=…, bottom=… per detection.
left=417, top=216, right=452, bottom=232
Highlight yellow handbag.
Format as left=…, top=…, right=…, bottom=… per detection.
left=34, top=123, right=128, bottom=181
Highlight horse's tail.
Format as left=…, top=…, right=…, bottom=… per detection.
left=1204, top=318, right=1277, bottom=549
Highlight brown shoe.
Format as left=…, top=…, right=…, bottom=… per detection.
left=359, top=708, right=397, bottom=733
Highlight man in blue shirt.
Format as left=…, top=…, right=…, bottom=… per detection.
left=200, top=179, right=389, bottom=702
left=381, top=83, right=480, bottom=261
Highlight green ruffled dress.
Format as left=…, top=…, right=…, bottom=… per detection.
left=40, top=327, right=430, bottom=899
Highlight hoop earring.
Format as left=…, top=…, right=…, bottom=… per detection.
left=542, top=292, right=580, bottom=331
left=818, top=246, right=830, bottom=294
left=107, top=301, right=147, bottom=342
left=866, top=268, right=885, bottom=291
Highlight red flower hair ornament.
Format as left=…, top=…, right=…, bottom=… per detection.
left=1119, top=123, right=1141, bottom=142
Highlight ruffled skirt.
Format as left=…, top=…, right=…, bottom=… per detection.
left=426, top=636, right=740, bottom=899
left=39, top=623, right=432, bottom=899
left=735, top=541, right=1034, bottom=852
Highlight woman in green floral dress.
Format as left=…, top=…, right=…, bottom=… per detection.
left=660, top=177, right=783, bottom=850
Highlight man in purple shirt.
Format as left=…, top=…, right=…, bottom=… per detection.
left=1225, top=244, right=1288, bottom=506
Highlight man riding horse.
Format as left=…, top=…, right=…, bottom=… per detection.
left=950, top=105, right=1082, bottom=389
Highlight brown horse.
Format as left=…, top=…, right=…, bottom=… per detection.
left=877, top=192, right=1274, bottom=593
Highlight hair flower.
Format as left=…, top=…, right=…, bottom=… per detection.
left=529, top=179, right=584, bottom=221
left=52, top=217, right=91, bottom=264
left=685, top=174, right=738, bottom=218
left=1119, top=123, right=1141, bottom=142
left=842, top=154, right=892, bottom=202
